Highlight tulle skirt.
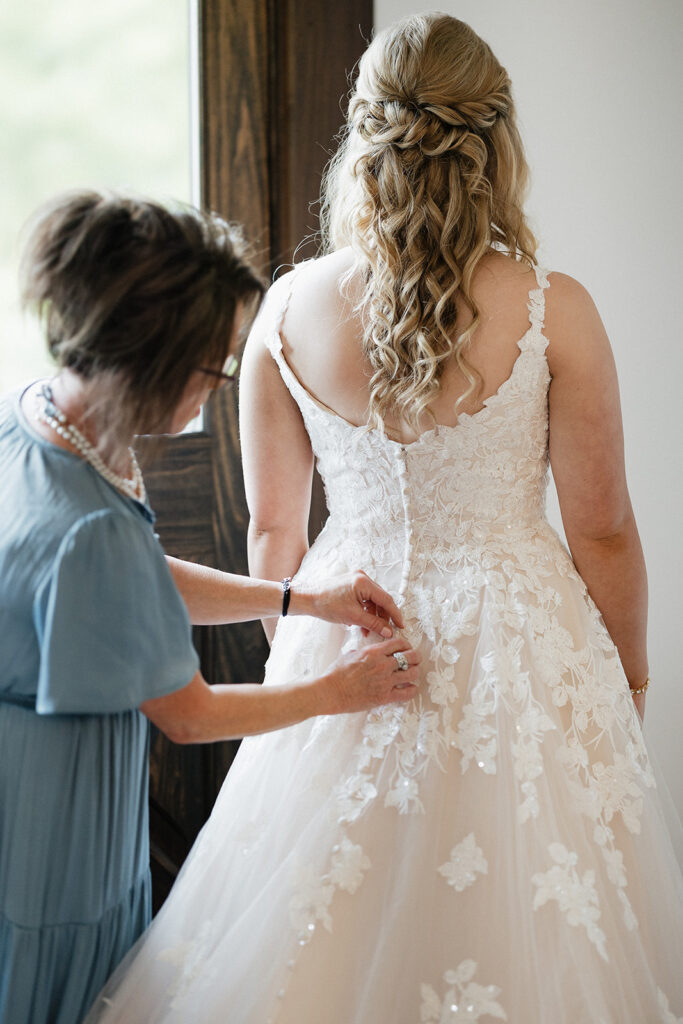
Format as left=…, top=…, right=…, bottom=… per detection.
left=86, top=532, right=683, bottom=1023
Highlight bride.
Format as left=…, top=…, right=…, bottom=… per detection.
left=88, top=13, right=682, bottom=1023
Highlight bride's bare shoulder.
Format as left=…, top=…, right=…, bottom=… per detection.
left=545, top=270, right=600, bottom=318
left=280, top=249, right=362, bottom=334
left=248, top=251, right=355, bottom=339
left=476, top=254, right=604, bottom=346
left=271, top=248, right=353, bottom=284
left=544, top=270, right=609, bottom=373
left=285, top=248, right=358, bottom=298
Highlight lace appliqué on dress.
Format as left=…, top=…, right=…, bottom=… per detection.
left=420, top=960, right=508, bottom=1022
left=288, top=835, right=372, bottom=945
left=438, top=833, right=489, bottom=892
left=256, top=264, right=673, bottom=1019
left=156, top=919, right=218, bottom=1009
left=532, top=843, right=608, bottom=961
left=657, top=988, right=683, bottom=1024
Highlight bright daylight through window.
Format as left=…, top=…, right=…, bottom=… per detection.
left=0, top=0, right=192, bottom=394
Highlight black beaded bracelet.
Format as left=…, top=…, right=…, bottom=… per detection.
left=281, top=577, right=292, bottom=617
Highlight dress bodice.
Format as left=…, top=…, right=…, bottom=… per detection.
left=264, top=265, right=551, bottom=586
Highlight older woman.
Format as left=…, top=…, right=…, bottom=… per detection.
left=0, top=190, right=419, bottom=1024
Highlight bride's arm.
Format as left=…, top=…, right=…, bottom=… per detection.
left=239, top=293, right=317, bottom=644
left=546, top=272, right=649, bottom=719
left=168, top=284, right=404, bottom=637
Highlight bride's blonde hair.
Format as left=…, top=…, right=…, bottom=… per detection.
left=321, top=13, right=537, bottom=431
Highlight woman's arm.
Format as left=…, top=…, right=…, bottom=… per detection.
left=140, top=637, right=420, bottom=743
left=167, top=558, right=403, bottom=637
left=166, top=558, right=286, bottom=624
left=239, top=278, right=322, bottom=644
left=546, top=273, right=648, bottom=719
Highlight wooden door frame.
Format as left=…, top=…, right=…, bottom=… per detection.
left=145, top=0, right=372, bottom=909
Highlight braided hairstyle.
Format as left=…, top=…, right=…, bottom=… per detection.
left=321, top=14, right=537, bottom=432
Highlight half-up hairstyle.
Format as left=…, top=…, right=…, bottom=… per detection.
left=321, top=14, right=537, bottom=432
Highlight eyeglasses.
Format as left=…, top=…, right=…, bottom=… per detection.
left=197, top=354, right=240, bottom=388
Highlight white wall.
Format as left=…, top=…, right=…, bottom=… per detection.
left=375, top=0, right=683, bottom=809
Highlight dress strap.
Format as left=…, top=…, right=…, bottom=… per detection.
left=274, top=262, right=310, bottom=334
left=262, top=263, right=326, bottom=421
left=263, top=263, right=309, bottom=361
left=527, top=264, right=550, bottom=334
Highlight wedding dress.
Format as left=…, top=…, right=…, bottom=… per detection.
left=87, top=266, right=683, bottom=1023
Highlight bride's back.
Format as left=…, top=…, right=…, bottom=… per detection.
left=279, top=247, right=540, bottom=444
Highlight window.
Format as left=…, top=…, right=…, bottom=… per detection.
left=0, top=0, right=192, bottom=393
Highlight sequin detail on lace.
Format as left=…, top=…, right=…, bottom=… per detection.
left=532, top=843, right=608, bottom=961
left=255, top=264, right=667, bottom=1018
left=420, top=961, right=508, bottom=1022
left=438, top=833, right=489, bottom=892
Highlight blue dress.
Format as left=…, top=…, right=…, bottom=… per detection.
left=0, top=389, right=200, bottom=1023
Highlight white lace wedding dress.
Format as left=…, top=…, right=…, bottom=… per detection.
left=88, top=267, right=683, bottom=1023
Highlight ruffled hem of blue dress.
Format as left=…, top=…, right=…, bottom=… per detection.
left=0, top=869, right=151, bottom=1024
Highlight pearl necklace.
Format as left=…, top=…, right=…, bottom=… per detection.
left=36, top=383, right=147, bottom=504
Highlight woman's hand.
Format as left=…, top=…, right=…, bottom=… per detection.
left=292, top=570, right=405, bottom=638
left=142, top=641, right=420, bottom=743
left=315, top=637, right=420, bottom=715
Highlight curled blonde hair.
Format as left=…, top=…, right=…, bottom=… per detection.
left=321, top=13, right=538, bottom=432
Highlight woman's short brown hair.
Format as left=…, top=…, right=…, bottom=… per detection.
left=20, top=188, right=264, bottom=436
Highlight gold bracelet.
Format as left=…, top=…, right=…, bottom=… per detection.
left=629, top=675, right=650, bottom=695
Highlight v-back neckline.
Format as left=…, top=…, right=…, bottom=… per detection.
left=267, top=260, right=550, bottom=448
left=271, top=322, right=544, bottom=449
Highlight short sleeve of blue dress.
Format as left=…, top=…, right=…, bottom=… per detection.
left=33, top=508, right=199, bottom=714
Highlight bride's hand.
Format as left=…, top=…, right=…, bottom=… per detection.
left=317, top=637, right=421, bottom=714
left=294, top=570, right=405, bottom=639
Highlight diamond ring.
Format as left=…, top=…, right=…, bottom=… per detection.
left=393, top=651, right=409, bottom=672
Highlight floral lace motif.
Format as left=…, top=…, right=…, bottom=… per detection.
left=156, top=919, right=218, bottom=1008
left=438, top=833, right=488, bottom=892
left=420, top=961, right=508, bottom=1022
left=288, top=835, right=372, bottom=945
left=262, top=265, right=665, bottom=1013
left=657, top=988, right=683, bottom=1024
left=531, top=843, right=608, bottom=961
